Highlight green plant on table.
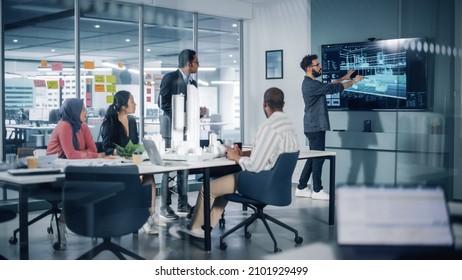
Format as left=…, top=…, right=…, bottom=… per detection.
left=114, top=140, right=145, bottom=159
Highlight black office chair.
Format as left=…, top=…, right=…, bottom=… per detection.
left=1, top=207, right=17, bottom=259
left=219, top=151, right=303, bottom=253
left=63, top=165, right=151, bottom=260
left=9, top=148, right=64, bottom=250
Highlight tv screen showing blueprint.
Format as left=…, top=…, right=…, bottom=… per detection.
left=321, top=38, right=427, bottom=111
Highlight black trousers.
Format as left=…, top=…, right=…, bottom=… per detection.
left=298, top=131, right=326, bottom=192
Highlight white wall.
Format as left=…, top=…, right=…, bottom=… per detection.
left=243, top=0, right=310, bottom=148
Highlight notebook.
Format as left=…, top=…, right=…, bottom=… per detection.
left=336, top=185, right=454, bottom=247
left=142, top=138, right=188, bottom=167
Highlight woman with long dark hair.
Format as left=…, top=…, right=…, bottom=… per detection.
left=100, top=90, right=160, bottom=235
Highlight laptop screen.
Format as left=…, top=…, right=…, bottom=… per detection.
left=336, top=185, right=454, bottom=247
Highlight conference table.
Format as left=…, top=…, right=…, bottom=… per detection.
left=0, top=149, right=336, bottom=259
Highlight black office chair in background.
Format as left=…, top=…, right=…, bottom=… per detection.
left=1, top=207, right=17, bottom=259
left=63, top=165, right=151, bottom=260
left=219, top=151, right=303, bottom=253
left=9, top=147, right=63, bottom=250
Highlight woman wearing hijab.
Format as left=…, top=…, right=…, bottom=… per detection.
left=100, top=90, right=160, bottom=235
left=47, top=98, right=105, bottom=159
left=46, top=98, right=105, bottom=249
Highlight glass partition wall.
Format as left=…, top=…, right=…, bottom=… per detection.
left=2, top=0, right=242, bottom=158
left=3, top=0, right=76, bottom=152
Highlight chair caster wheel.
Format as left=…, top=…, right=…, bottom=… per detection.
left=245, top=232, right=252, bottom=239
left=187, top=206, right=195, bottom=219
left=47, top=227, right=53, bottom=234
left=53, top=242, right=60, bottom=250
left=220, top=242, right=227, bottom=250
left=9, top=236, right=17, bottom=245
left=295, top=236, right=303, bottom=244
left=274, top=248, right=282, bottom=253
left=219, top=219, right=225, bottom=228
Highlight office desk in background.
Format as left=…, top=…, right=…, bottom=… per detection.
left=5, top=124, right=56, bottom=147
left=0, top=150, right=336, bottom=259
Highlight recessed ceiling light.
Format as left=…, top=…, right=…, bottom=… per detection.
left=51, top=49, right=55, bottom=52
left=233, top=60, right=237, bottom=63
left=94, top=24, right=100, bottom=28
left=147, top=48, right=151, bottom=52
left=13, top=39, right=18, bottom=43
left=229, top=54, right=233, bottom=58
left=125, top=39, right=131, bottom=42
left=232, top=23, right=237, bottom=27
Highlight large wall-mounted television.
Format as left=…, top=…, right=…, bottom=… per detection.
left=321, top=38, right=427, bottom=111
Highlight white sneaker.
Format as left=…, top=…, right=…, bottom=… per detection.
left=142, top=222, right=159, bottom=235
left=295, top=186, right=312, bottom=198
left=169, top=224, right=205, bottom=240
left=52, top=220, right=67, bottom=249
left=311, top=190, right=329, bottom=200
left=150, top=213, right=166, bottom=227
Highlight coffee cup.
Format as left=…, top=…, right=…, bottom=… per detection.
left=132, top=152, right=142, bottom=166
left=27, top=156, right=39, bottom=169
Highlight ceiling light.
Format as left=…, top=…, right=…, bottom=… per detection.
left=128, top=69, right=140, bottom=74
left=51, top=49, right=55, bottom=52
left=197, top=79, right=209, bottom=86
left=229, top=54, right=233, bottom=58
left=232, top=23, right=238, bottom=28
left=144, top=67, right=216, bottom=72
left=5, top=73, right=22, bottom=78
left=94, top=24, right=101, bottom=28
left=125, top=38, right=131, bottom=42
left=211, top=81, right=239, bottom=85
left=37, top=67, right=112, bottom=72
left=13, top=39, right=18, bottom=43
left=102, top=62, right=126, bottom=70
left=147, top=48, right=151, bottom=52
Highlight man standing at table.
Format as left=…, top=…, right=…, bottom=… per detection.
left=295, top=54, right=363, bottom=200
left=156, top=49, right=199, bottom=221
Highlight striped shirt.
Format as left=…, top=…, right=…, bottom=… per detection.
left=239, top=111, right=299, bottom=172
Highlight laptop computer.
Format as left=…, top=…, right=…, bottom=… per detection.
left=336, top=185, right=455, bottom=259
left=142, top=138, right=188, bottom=167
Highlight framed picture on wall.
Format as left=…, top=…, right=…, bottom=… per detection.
left=265, top=50, right=283, bottom=79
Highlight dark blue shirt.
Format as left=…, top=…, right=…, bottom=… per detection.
left=302, top=76, right=344, bottom=132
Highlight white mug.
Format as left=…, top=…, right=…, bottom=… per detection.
left=33, top=149, right=47, bottom=157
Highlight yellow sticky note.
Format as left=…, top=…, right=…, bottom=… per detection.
left=106, top=75, right=116, bottom=83
left=84, top=61, right=95, bottom=69
left=94, top=75, right=105, bottom=83
left=106, top=95, right=114, bottom=103
left=106, top=84, right=116, bottom=93
left=95, top=84, right=105, bottom=92
left=46, top=80, right=59, bottom=89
